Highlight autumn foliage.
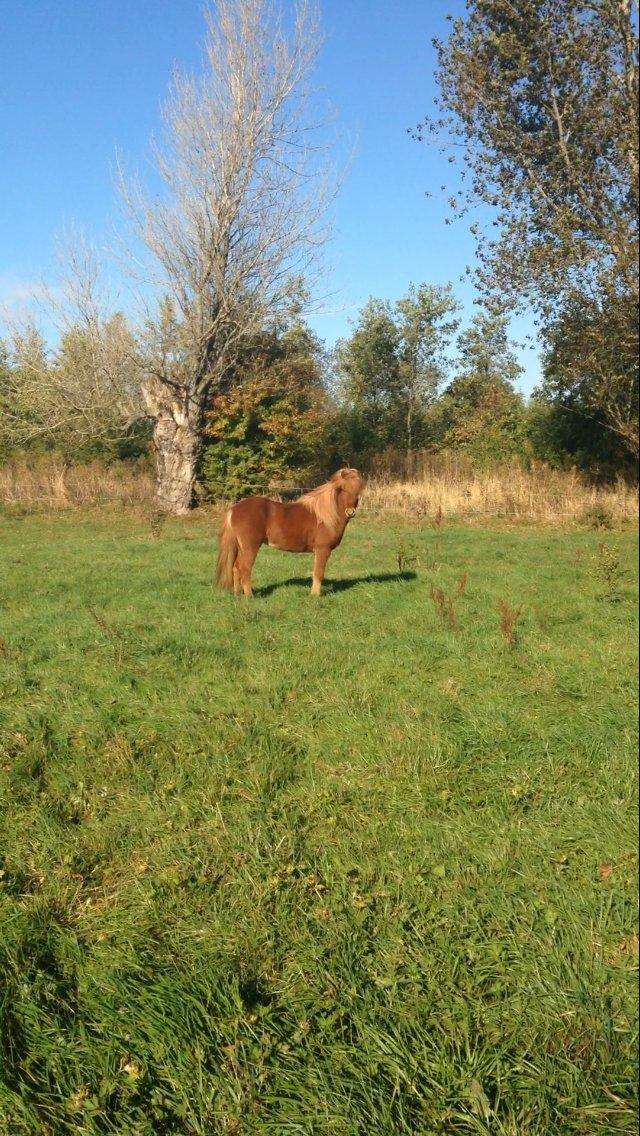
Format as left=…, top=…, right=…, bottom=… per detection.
left=200, top=325, right=331, bottom=499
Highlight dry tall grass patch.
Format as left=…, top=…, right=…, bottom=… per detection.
left=0, top=452, right=637, bottom=526
left=364, top=459, right=637, bottom=527
left=0, top=454, right=154, bottom=510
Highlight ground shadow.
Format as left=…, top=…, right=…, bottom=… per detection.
left=254, top=571, right=417, bottom=597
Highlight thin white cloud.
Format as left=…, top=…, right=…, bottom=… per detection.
left=0, top=277, right=67, bottom=352
left=0, top=276, right=48, bottom=315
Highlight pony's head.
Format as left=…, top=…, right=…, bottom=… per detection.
left=330, top=467, right=364, bottom=519
left=298, top=468, right=365, bottom=530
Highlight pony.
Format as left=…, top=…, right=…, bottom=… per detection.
left=216, top=468, right=364, bottom=597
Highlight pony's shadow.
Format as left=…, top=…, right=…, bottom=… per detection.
left=254, top=570, right=417, bottom=598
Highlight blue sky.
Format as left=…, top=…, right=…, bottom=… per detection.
left=0, top=0, right=542, bottom=393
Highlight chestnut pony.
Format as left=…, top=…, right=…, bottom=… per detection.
left=216, top=468, right=364, bottom=597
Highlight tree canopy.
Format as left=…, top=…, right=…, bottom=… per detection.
left=417, top=0, right=639, bottom=458
left=335, top=284, right=461, bottom=460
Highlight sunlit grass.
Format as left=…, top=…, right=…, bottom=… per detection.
left=0, top=512, right=637, bottom=1134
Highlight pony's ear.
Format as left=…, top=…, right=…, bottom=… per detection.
left=340, top=468, right=348, bottom=479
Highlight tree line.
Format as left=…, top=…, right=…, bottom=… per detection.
left=0, top=0, right=637, bottom=509
left=1, top=280, right=634, bottom=496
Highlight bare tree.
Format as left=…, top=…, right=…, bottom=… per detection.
left=1, top=236, right=142, bottom=450
left=119, top=0, right=331, bottom=513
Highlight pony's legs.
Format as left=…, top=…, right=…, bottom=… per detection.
left=236, top=542, right=260, bottom=597
left=311, top=547, right=331, bottom=596
left=232, top=563, right=242, bottom=595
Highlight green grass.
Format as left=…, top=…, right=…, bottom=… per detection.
left=0, top=510, right=637, bottom=1135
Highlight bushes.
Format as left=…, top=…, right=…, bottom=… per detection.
left=199, top=441, right=285, bottom=500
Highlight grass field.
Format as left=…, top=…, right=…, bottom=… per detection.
left=0, top=510, right=638, bottom=1135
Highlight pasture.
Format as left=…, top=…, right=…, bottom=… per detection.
left=0, top=510, right=638, bottom=1135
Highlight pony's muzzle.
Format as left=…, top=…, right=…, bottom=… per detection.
left=345, top=507, right=357, bottom=518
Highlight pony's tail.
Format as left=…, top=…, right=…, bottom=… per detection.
left=216, top=510, right=238, bottom=591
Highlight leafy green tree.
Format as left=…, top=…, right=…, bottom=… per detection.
left=528, top=289, right=638, bottom=472
left=432, top=312, right=525, bottom=461
left=395, top=284, right=461, bottom=459
left=421, top=0, right=638, bottom=310
left=525, top=393, right=633, bottom=477
left=540, top=291, right=638, bottom=459
left=453, top=311, right=523, bottom=394
left=419, top=0, right=639, bottom=458
left=335, top=284, right=461, bottom=462
left=334, top=300, right=401, bottom=450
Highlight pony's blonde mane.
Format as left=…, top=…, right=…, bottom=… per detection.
left=297, top=479, right=341, bottom=531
